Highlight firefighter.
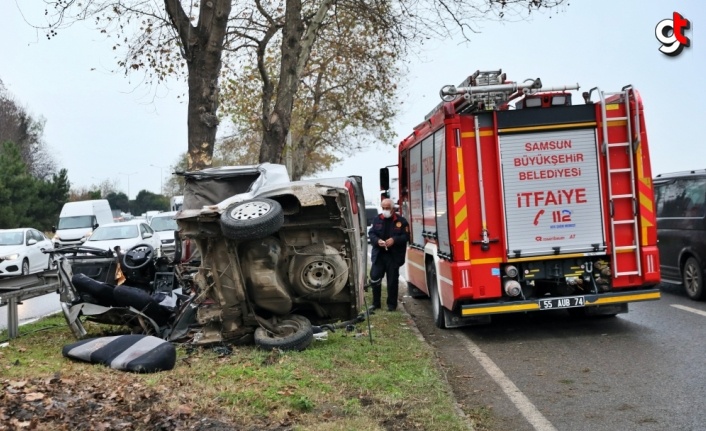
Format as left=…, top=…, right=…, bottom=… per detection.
left=368, top=198, right=410, bottom=311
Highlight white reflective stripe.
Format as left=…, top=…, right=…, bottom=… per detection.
left=407, top=260, right=425, bottom=271
left=439, top=275, right=453, bottom=286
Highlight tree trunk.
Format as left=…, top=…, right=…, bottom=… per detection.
left=259, top=0, right=333, bottom=165
left=165, top=0, right=232, bottom=171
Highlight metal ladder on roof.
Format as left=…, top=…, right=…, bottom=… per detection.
left=598, top=86, right=642, bottom=277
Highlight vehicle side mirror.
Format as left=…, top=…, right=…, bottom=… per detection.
left=93, top=223, right=99, bottom=229
left=143, top=232, right=153, bottom=239
left=27, top=239, right=37, bottom=246
left=380, top=167, right=390, bottom=193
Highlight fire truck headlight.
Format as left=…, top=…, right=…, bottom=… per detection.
left=504, top=265, right=519, bottom=278
left=503, top=279, right=522, bottom=297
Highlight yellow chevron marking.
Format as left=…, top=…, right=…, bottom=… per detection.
left=455, top=206, right=467, bottom=228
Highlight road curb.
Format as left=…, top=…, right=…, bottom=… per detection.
left=398, top=280, right=475, bottom=431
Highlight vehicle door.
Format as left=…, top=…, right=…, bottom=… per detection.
left=655, top=178, right=706, bottom=280
left=26, top=229, right=43, bottom=272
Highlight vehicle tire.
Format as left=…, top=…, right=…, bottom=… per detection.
left=288, top=244, right=348, bottom=298
left=220, top=198, right=284, bottom=241
left=407, top=282, right=428, bottom=299
left=683, top=256, right=706, bottom=300
left=428, top=264, right=446, bottom=329
left=21, top=259, right=29, bottom=275
left=254, top=314, right=314, bottom=352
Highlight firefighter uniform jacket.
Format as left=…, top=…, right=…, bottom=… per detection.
left=368, top=213, right=410, bottom=267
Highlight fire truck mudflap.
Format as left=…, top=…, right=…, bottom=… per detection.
left=386, top=69, right=661, bottom=329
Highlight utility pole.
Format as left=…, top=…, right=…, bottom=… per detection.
left=118, top=171, right=138, bottom=214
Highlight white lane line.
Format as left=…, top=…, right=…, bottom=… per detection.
left=671, top=304, right=706, bottom=317
left=454, top=333, right=558, bottom=431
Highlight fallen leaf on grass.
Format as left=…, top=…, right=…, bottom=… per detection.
left=25, top=392, right=45, bottom=401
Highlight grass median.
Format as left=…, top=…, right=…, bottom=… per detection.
left=0, top=301, right=474, bottom=430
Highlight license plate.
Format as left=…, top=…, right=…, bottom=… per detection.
left=539, top=296, right=585, bottom=310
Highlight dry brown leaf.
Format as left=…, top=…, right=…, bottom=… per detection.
left=9, top=380, right=28, bottom=388
left=176, top=405, right=192, bottom=417
left=25, top=392, right=45, bottom=401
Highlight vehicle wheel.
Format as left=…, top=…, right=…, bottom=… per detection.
left=428, top=265, right=445, bottom=329
left=683, top=257, right=706, bottom=300
left=220, top=198, right=284, bottom=241
left=254, top=314, right=314, bottom=352
left=407, top=282, right=428, bottom=299
left=21, top=259, right=29, bottom=275
left=288, top=244, right=348, bottom=298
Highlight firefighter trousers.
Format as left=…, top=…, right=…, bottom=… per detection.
left=370, top=253, right=400, bottom=310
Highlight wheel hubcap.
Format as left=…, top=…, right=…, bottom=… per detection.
left=686, top=263, right=699, bottom=294
left=302, top=262, right=336, bottom=288
left=230, top=201, right=271, bottom=220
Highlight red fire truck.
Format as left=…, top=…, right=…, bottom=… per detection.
left=380, top=70, right=661, bottom=328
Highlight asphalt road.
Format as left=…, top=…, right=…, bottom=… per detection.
left=401, top=282, right=706, bottom=431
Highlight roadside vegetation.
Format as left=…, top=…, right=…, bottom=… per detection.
left=1, top=302, right=475, bottom=430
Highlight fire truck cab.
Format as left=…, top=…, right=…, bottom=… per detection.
left=381, top=70, right=661, bottom=328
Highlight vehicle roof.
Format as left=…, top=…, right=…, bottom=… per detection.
left=0, top=228, right=29, bottom=232
left=150, top=211, right=178, bottom=219
left=654, top=169, right=706, bottom=181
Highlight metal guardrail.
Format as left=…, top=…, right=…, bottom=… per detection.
left=0, top=270, right=61, bottom=340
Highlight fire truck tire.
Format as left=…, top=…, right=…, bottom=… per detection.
left=220, top=198, right=284, bottom=241
left=406, top=282, right=428, bottom=299
left=254, top=314, right=314, bottom=352
left=428, top=265, right=446, bottom=329
left=682, top=257, right=706, bottom=300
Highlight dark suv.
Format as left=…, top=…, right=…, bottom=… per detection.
left=654, top=170, right=706, bottom=300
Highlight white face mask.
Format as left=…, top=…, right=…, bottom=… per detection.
left=382, top=210, right=392, bottom=218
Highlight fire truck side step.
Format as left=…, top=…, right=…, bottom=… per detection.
left=613, top=220, right=636, bottom=225
left=616, top=271, right=640, bottom=277
left=607, top=116, right=628, bottom=122
left=615, top=245, right=638, bottom=250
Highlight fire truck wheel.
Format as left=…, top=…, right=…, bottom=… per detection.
left=254, top=314, right=314, bottom=352
left=428, top=265, right=446, bottom=329
left=406, top=282, right=428, bottom=299
left=682, top=257, right=706, bottom=300
left=220, top=198, right=284, bottom=241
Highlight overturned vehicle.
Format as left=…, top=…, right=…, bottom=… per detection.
left=57, top=164, right=370, bottom=350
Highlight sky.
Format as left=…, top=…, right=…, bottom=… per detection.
left=1, top=1, right=704, bottom=205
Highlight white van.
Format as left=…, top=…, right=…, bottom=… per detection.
left=53, top=200, right=114, bottom=248
left=170, top=195, right=184, bottom=212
